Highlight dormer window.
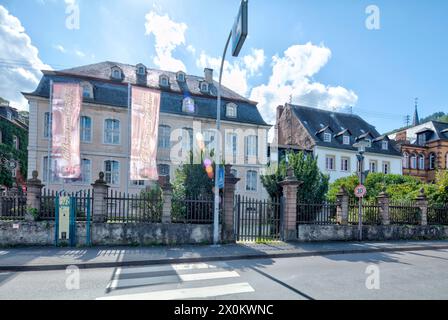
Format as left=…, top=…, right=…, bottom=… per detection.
left=323, top=133, right=332, bottom=143
left=382, top=141, right=388, bottom=150
left=136, top=64, right=146, bottom=76
left=343, top=135, right=350, bottom=145
left=159, top=75, right=170, bottom=87
left=226, top=103, right=237, bottom=118
left=418, top=134, right=426, bottom=146
left=81, top=82, right=93, bottom=99
left=365, top=139, right=372, bottom=148
left=182, top=97, right=195, bottom=113
left=111, top=66, right=122, bottom=80
left=176, top=71, right=186, bottom=82
left=200, top=82, right=209, bottom=93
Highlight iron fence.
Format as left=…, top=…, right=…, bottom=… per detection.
left=236, top=196, right=282, bottom=242
left=348, top=200, right=381, bottom=225
left=0, top=194, right=27, bottom=220
left=389, top=201, right=420, bottom=225
left=106, top=190, right=162, bottom=223
left=297, top=201, right=337, bottom=225
left=171, top=194, right=220, bottom=224
left=39, top=189, right=93, bottom=221
left=428, top=203, right=448, bottom=225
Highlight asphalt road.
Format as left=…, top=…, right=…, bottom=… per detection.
left=1, top=249, right=447, bottom=300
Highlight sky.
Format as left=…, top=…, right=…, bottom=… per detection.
left=0, top=0, right=447, bottom=134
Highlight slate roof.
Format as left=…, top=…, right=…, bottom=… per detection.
left=288, top=104, right=401, bottom=156
left=23, top=61, right=269, bottom=127
left=421, top=121, right=448, bottom=143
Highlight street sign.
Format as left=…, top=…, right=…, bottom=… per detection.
left=218, top=166, right=225, bottom=189
left=232, top=0, right=248, bottom=57
left=354, top=184, right=367, bottom=198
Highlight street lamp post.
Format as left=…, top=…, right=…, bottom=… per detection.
left=213, top=0, right=248, bottom=245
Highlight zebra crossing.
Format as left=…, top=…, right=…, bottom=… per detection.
left=97, top=262, right=255, bottom=300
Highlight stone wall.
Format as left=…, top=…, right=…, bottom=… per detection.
left=297, top=224, right=448, bottom=242
left=0, top=221, right=216, bottom=247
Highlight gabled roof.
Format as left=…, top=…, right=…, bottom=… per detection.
left=372, top=134, right=390, bottom=143
left=334, top=128, right=352, bottom=137
left=288, top=104, right=401, bottom=156
left=315, top=125, right=333, bottom=135
left=23, top=62, right=269, bottom=127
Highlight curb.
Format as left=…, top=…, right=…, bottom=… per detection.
left=1, top=244, right=448, bottom=272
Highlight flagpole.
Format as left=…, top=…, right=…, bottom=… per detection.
left=47, top=80, right=53, bottom=187
left=126, top=83, right=131, bottom=195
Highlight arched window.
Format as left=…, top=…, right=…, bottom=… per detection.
left=419, top=154, right=425, bottom=170
left=410, top=154, right=417, bottom=169
left=200, top=82, right=209, bottom=93
left=81, top=82, right=93, bottom=99
left=403, top=152, right=409, bottom=169
left=159, top=75, right=169, bottom=87
left=182, top=97, right=195, bottom=113
left=429, top=153, right=436, bottom=170
left=136, top=64, right=146, bottom=75
left=176, top=71, right=186, bottom=82
left=111, top=67, right=122, bottom=80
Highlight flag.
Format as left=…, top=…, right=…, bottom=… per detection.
left=51, top=82, right=82, bottom=179
left=130, top=86, right=161, bottom=180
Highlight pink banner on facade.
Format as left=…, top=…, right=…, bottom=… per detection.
left=51, top=82, right=82, bottom=179
left=130, top=86, right=161, bottom=180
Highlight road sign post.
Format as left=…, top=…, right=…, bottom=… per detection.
left=354, top=184, right=366, bottom=241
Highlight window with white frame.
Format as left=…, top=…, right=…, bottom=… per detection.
left=382, top=162, right=390, bottom=174
left=159, top=75, right=169, bottom=87
left=182, top=128, right=193, bottom=154
left=112, top=68, right=122, bottom=79
left=104, top=160, right=120, bottom=185
left=203, top=130, right=215, bottom=151
left=226, top=103, right=237, bottom=118
left=246, top=170, right=257, bottom=192
left=12, top=135, right=18, bottom=150
left=81, top=159, right=91, bottom=184
left=80, top=116, right=92, bottom=142
left=382, top=140, right=388, bottom=150
left=323, top=133, right=332, bottom=143
left=137, top=65, right=146, bottom=75
left=419, top=154, right=425, bottom=170
left=410, top=154, right=417, bottom=169
left=200, top=82, right=209, bottom=93
left=341, top=157, right=350, bottom=172
left=365, top=139, right=372, bottom=148
left=131, top=180, right=145, bottom=186
left=158, top=125, right=171, bottom=149
left=82, top=83, right=93, bottom=98
left=176, top=71, right=186, bottom=82
left=182, top=97, right=195, bottom=113
left=43, top=156, right=61, bottom=183
left=104, top=119, right=120, bottom=144
left=369, top=160, right=377, bottom=173
left=403, top=153, right=409, bottom=169
left=245, top=135, right=258, bottom=158
left=325, top=155, right=335, bottom=171
left=343, top=135, right=350, bottom=145
left=429, top=153, right=436, bottom=170
left=226, top=132, right=237, bottom=162
left=44, top=112, right=52, bottom=138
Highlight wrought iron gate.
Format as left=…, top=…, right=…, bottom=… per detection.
left=235, top=195, right=283, bottom=242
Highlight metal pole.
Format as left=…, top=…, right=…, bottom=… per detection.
left=47, top=80, right=53, bottom=185
left=213, top=31, right=232, bottom=245
left=126, top=83, right=131, bottom=195
left=358, top=153, right=364, bottom=241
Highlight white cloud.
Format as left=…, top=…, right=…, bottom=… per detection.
left=249, top=42, right=358, bottom=125
left=0, top=5, right=51, bottom=110
left=144, top=11, right=188, bottom=72
left=53, top=44, right=66, bottom=53
left=75, top=49, right=86, bottom=58
left=196, top=48, right=266, bottom=96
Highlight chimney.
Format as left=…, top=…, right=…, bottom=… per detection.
left=204, top=68, right=214, bottom=84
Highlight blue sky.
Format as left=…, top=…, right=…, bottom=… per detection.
left=0, top=0, right=447, bottom=134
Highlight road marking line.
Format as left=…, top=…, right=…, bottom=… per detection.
left=109, top=270, right=240, bottom=289
left=97, top=282, right=254, bottom=300
left=119, top=263, right=217, bottom=275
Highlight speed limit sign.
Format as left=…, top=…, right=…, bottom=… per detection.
left=354, top=184, right=367, bottom=198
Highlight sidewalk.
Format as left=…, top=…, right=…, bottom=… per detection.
left=1, top=240, right=447, bottom=271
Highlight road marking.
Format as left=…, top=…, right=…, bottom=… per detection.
left=97, top=282, right=255, bottom=300
left=119, top=263, right=217, bottom=275
left=109, top=270, right=240, bottom=289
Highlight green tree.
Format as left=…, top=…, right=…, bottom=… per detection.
left=261, top=152, right=329, bottom=203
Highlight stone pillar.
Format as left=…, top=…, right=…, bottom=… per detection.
left=279, top=167, right=302, bottom=241
left=158, top=175, right=173, bottom=224
left=222, top=165, right=240, bottom=243
left=91, top=172, right=109, bottom=223
left=377, top=192, right=390, bottom=225
left=416, top=188, right=428, bottom=226
left=25, top=171, right=44, bottom=221
left=336, top=187, right=349, bottom=225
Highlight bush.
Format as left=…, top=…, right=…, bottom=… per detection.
left=139, top=185, right=163, bottom=222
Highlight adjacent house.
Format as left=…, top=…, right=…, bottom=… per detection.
left=389, top=120, right=448, bottom=182
left=273, top=104, right=402, bottom=182
left=0, top=99, right=28, bottom=191
left=23, top=62, right=270, bottom=199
